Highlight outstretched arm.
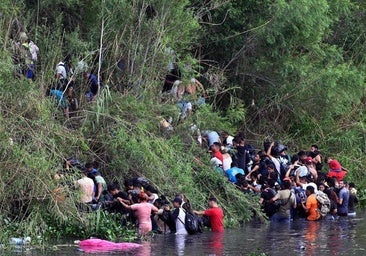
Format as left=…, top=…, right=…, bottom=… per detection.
left=193, top=210, right=205, bottom=215
left=117, top=197, right=132, bottom=209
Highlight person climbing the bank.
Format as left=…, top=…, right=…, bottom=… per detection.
left=327, top=158, right=348, bottom=182
left=144, top=184, right=159, bottom=204
left=193, top=197, right=224, bottom=232
left=117, top=192, right=158, bottom=236
left=15, top=32, right=35, bottom=80
left=84, top=72, right=101, bottom=102
left=55, top=58, right=72, bottom=91
left=201, top=130, right=221, bottom=148
left=48, top=87, right=70, bottom=118
left=75, top=167, right=95, bottom=211
left=94, top=171, right=107, bottom=202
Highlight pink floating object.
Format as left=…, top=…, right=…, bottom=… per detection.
left=79, top=238, right=141, bottom=253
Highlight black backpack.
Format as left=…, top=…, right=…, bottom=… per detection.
left=181, top=210, right=203, bottom=235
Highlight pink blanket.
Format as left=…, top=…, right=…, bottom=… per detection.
left=79, top=238, right=141, bottom=253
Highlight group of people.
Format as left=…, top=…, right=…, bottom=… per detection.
left=11, top=32, right=102, bottom=119
left=49, top=57, right=102, bottom=119
left=14, top=30, right=359, bottom=236
left=200, top=131, right=359, bottom=222
left=55, top=158, right=224, bottom=237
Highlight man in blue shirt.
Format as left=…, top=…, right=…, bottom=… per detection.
left=84, top=72, right=100, bottom=101
left=337, top=180, right=349, bottom=216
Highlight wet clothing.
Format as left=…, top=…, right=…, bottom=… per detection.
left=305, top=194, right=321, bottom=221
left=270, top=189, right=295, bottom=222
left=172, top=207, right=188, bottom=235
left=204, top=207, right=224, bottom=232
left=337, top=187, right=349, bottom=216
left=130, top=202, right=156, bottom=235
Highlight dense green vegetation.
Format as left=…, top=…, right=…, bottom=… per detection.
left=0, top=0, right=366, bottom=245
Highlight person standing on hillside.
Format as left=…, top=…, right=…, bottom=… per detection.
left=17, top=32, right=35, bottom=80
left=75, top=168, right=95, bottom=211
left=84, top=72, right=101, bottom=102
left=193, top=197, right=224, bottom=232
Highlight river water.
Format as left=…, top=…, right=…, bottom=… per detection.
left=10, top=212, right=366, bottom=255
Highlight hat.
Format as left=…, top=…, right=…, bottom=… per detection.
left=328, top=159, right=341, bottom=171
left=305, top=156, right=313, bottom=164
left=19, top=32, right=28, bottom=42
left=173, top=197, right=182, bottom=205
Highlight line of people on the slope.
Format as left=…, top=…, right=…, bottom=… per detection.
left=197, top=130, right=358, bottom=222
left=10, top=32, right=103, bottom=119
left=54, top=157, right=224, bottom=237
left=48, top=56, right=102, bottom=119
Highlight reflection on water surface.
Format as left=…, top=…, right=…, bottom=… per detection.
left=11, top=213, right=366, bottom=255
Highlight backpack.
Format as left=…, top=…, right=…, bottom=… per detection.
left=316, top=191, right=331, bottom=217
left=183, top=210, right=203, bottom=235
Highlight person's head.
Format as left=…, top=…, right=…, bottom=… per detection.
left=85, top=162, right=93, bottom=172
left=19, top=32, right=28, bottom=43
left=172, top=197, right=182, bottom=208
left=258, top=150, right=267, bottom=160
left=175, top=194, right=189, bottom=204
left=132, top=179, right=142, bottom=189
left=80, top=167, right=88, bottom=177
left=306, top=185, right=315, bottom=196
left=349, top=182, right=356, bottom=189
left=253, top=153, right=261, bottom=163
left=144, top=184, right=158, bottom=195
left=282, top=180, right=291, bottom=190
left=154, top=198, right=164, bottom=208
left=124, top=179, right=134, bottom=190
left=297, top=150, right=307, bottom=164
left=221, top=131, right=229, bottom=139
left=339, top=180, right=346, bottom=188
left=240, top=180, right=249, bottom=188
left=327, top=177, right=338, bottom=188
left=208, top=197, right=218, bottom=208
left=138, top=192, right=148, bottom=202
left=108, top=183, right=121, bottom=196
left=318, top=183, right=326, bottom=192
left=291, top=154, right=300, bottom=164
left=311, top=144, right=319, bottom=152
left=267, top=163, right=276, bottom=172
left=304, top=156, right=313, bottom=166
left=210, top=142, right=221, bottom=152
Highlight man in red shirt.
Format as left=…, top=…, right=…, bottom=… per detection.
left=210, top=143, right=223, bottom=163
left=194, top=197, right=224, bottom=232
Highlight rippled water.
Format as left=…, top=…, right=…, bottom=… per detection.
left=8, top=212, right=366, bottom=255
